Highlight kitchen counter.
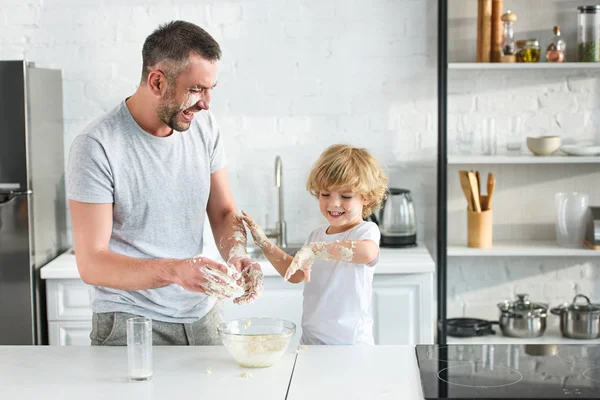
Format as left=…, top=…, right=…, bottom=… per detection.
left=0, top=345, right=424, bottom=400
left=1, top=345, right=297, bottom=400
left=40, top=245, right=435, bottom=280
left=288, top=345, right=423, bottom=399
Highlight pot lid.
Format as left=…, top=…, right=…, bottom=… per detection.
left=562, top=294, right=600, bottom=313
left=497, top=293, right=548, bottom=315
left=578, top=5, right=600, bottom=13
left=388, top=188, right=411, bottom=195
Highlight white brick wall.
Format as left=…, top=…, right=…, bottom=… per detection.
left=3, top=0, right=599, bottom=324
left=0, top=0, right=437, bottom=253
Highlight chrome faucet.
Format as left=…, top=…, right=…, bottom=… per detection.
left=268, top=156, right=287, bottom=248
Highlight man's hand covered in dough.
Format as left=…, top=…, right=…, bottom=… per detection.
left=228, top=255, right=264, bottom=305
left=182, top=255, right=241, bottom=299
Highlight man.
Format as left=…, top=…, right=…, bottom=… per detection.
left=67, top=20, right=263, bottom=346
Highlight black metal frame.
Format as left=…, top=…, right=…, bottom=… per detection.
left=436, top=0, right=448, bottom=345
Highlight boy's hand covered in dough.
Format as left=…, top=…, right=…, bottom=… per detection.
left=284, top=245, right=316, bottom=282
left=240, top=211, right=276, bottom=254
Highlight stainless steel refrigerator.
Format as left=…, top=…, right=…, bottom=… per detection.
left=0, top=60, right=68, bottom=345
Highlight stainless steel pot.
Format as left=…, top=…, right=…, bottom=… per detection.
left=551, top=294, right=600, bottom=339
left=497, top=294, right=548, bottom=338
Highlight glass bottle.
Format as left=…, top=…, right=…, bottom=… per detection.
left=578, top=5, right=600, bottom=62
left=500, top=10, right=518, bottom=62
left=546, top=26, right=566, bottom=62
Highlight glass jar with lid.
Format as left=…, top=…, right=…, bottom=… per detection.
left=500, top=10, right=518, bottom=62
left=516, top=39, right=541, bottom=62
left=578, top=5, right=600, bottom=62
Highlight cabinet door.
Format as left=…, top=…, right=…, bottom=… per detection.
left=223, top=277, right=304, bottom=346
left=48, top=321, right=92, bottom=346
left=372, top=273, right=434, bottom=345
left=46, top=280, right=92, bottom=321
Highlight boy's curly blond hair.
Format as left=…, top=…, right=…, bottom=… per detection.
left=306, top=144, right=389, bottom=219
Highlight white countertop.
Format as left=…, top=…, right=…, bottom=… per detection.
left=40, top=245, right=435, bottom=280
left=288, top=345, right=424, bottom=400
left=0, top=346, right=297, bottom=400
left=0, top=345, right=424, bottom=400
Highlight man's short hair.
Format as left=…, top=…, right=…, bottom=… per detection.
left=141, top=20, right=221, bottom=83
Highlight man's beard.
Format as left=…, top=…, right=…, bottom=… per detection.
left=156, top=88, right=190, bottom=132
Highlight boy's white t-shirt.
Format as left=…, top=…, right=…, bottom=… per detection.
left=300, top=221, right=380, bottom=345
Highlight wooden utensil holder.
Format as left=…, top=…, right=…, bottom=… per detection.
left=467, top=208, right=493, bottom=248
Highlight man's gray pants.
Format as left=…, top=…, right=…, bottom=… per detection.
left=90, top=301, right=223, bottom=346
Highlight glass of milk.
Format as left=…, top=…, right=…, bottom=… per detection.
left=127, top=317, right=153, bottom=381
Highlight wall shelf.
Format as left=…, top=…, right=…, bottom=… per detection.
left=448, top=240, right=600, bottom=257
left=449, top=62, right=600, bottom=70
left=447, top=325, right=600, bottom=345
left=448, top=154, right=600, bottom=164
left=439, top=1, right=600, bottom=347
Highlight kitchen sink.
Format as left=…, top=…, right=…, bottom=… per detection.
left=246, top=243, right=304, bottom=260
left=246, top=245, right=265, bottom=260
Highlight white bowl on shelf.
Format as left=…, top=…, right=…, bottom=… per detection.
left=560, top=144, right=600, bottom=156
left=526, top=136, right=561, bottom=156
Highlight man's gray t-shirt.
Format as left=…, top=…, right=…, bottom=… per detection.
left=67, top=100, right=226, bottom=323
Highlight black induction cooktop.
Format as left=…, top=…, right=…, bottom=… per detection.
left=415, top=344, right=600, bottom=399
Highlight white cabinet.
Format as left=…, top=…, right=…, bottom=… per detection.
left=44, top=276, right=306, bottom=346
left=42, top=248, right=435, bottom=345
left=48, top=321, right=92, bottom=346
left=373, top=273, right=434, bottom=345
left=45, top=273, right=434, bottom=346
left=46, top=280, right=93, bottom=320
left=46, top=279, right=93, bottom=346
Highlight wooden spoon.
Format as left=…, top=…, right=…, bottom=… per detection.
left=474, top=170, right=482, bottom=208
left=468, top=171, right=482, bottom=212
left=458, top=170, right=473, bottom=211
left=487, top=172, right=495, bottom=209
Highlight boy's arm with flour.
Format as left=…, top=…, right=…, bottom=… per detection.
left=286, top=239, right=378, bottom=282
left=240, top=211, right=304, bottom=283
left=241, top=211, right=379, bottom=282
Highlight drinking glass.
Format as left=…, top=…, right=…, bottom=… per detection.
left=456, top=116, right=474, bottom=154
left=127, top=317, right=153, bottom=381
left=481, top=118, right=497, bottom=155
left=506, top=115, right=523, bottom=152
